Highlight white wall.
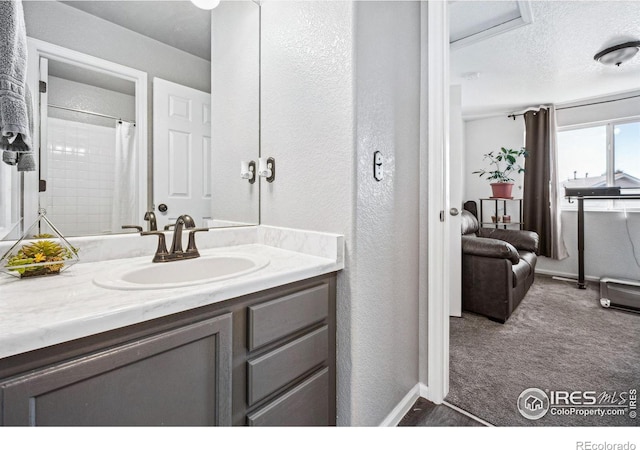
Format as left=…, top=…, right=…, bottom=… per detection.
left=538, top=211, right=640, bottom=281
left=261, top=1, right=355, bottom=235
left=463, top=115, right=525, bottom=207
left=260, top=1, right=421, bottom=426
left=352, top=1, right=421, bottom=425
left=463, top=92, right=640, bottom=281
left=211, top=1, right=260, bottom=226
left=48, top=77, right=135, bottom=128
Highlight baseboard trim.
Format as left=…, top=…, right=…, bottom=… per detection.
left=378, top=383, right=421, bottom=427
left=442, top=400, right=494, bottom=427
left=535, top=268, right=600, bottom=283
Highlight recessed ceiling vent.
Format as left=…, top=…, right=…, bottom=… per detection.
left=594, top=41, right=640, bottom=66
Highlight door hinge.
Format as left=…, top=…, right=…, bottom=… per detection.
left=39, top=179, right=47, bottom=192
left=439, top=210, right=445, bottom=222
left=39, top=81, right=47, bottom=93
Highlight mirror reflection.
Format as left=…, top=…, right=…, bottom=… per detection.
left=43, top=60, right=138, bottom=236
left=0, top=0, right=260, bottom=240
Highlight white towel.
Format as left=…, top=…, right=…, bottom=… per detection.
left=0, top=0, right=35, bottom=172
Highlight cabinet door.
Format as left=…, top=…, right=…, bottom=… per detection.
left=0, top=314, right=232, bottom=426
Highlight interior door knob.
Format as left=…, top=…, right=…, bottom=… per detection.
left=450, top=208, right=459, bottom=216
left=158, top=203, right=168, bottom=213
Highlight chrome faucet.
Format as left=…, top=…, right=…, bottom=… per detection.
left=141, top=214, right=208, bottom=263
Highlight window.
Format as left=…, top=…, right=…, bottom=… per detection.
left=557, top=119, right=640, bottom=209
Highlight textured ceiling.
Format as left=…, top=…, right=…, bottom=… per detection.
left=61, top=0, right=211, bottom=61
left=451, top=1, right=640, bottom=118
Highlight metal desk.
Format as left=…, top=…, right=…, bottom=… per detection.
left=569, top=195, right=640, bottom=289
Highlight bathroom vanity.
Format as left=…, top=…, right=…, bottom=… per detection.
left=0, top=227, right=343, bottom=426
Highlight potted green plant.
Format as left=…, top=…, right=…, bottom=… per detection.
left=473, top=147, right=527, bottom=198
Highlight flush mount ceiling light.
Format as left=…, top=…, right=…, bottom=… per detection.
left=190, top=0, right=220, bottom=10
left=594, top=41, right=640, bottom=66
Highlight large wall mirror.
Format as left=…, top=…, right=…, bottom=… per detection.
left=1, top=0, right=260, bottom=240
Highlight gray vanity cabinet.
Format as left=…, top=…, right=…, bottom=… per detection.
left=0, top=273, right=336, bottom=426
left=241, top=282, right=335, bottom=426
left=0, top=313, right=232, bottom=426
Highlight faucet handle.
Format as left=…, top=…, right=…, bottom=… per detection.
left=122, top=225, right=143, bottom=232
left=186, top=228, right=209, bottom=256
left=141, top=231, right=170, bottom=263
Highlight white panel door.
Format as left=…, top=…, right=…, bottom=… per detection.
left=153, top=78, right=211, bottom=230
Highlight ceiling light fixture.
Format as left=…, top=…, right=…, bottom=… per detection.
left=190, top=0, right=220, bottom=10
left=594, top=41, right=640, bottom=67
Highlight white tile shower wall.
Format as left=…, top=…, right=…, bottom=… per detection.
left=43, top=118, right=116, bottom=236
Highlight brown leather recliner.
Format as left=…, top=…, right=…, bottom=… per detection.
left=461, top=206, right=539, bottom=323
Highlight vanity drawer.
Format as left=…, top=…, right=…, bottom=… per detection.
left=247, top=368, right=329, bottom=426
left=247, top=325, right=328, bottom=406
left=247, top=284, right=328, bottom=350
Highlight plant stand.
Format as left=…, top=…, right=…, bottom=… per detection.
left=479, top=198, right=523, bottom=230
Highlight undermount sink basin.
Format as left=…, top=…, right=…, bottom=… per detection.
left=93, top=253, right=270, bottom=290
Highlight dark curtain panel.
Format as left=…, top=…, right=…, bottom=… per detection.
left=523, top=109, right=552, bottom=257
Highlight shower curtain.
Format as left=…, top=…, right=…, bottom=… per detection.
left=111, top=121, right=137, bottom=232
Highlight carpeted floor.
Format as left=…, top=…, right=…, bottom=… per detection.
left=447, top=275, right=640, bottom=426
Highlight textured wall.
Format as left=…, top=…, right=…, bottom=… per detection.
left=210, top=1, right=260, bottom=226
left=351, top=0, right=421, bottom=426
left=261, top=1, right=421, bottom=425
left=260, top=1, right=355, bottom=234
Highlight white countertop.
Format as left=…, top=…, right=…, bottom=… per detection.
left=0, top=226, right=344, bottom=360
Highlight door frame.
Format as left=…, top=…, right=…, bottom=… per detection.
left=420, top=0, right=451, bottom=404
left=25, top=38, right=148, bottom=228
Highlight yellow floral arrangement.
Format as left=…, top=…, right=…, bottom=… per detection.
left=5, top=234, right=78, bottom=278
